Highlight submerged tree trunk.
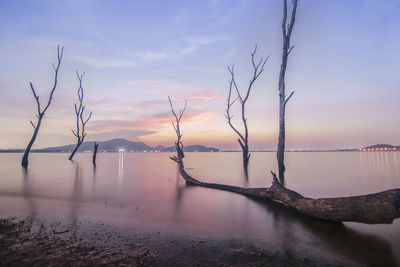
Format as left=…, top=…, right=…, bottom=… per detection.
left=68, top=140, right=82, bottom=161
left=175, top=160, right=400, bottom=224
left=21, top=116, right=43, bottom=168
left=93, top=142, right=99, bottom=166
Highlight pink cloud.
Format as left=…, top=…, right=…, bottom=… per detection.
left=86, top=129, right=157, bottom=142
left=186, top=90, right=221, bottom=101
left=124, top=80, right=222, bottom=100
left=88, top=110, right=214, bottom=133
left=88, top=99, right=118, bottom=107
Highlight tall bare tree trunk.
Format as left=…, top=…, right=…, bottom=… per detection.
left=21, top=46, right=64, bottom=168
left=277, top=0, right=297, bottom=183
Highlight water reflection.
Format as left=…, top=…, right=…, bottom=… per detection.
left=118, top=151, right=124, bottom=191
left=359, top=151, right=400, bottom=187
left=173, top=165, right=187, bottom=222
left=249, top=198, right=397, bottom=267
left=21, top=168, right=39, bottom=230
left=70, top=162, right=82, bottom=237
left=1, top=152, right=398, bottom=267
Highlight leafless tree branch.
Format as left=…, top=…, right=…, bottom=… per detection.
left=225, top=45, right=269, bottom=169
left=69, top=71, right=92, bottom=160
left=285, top=91, right=295, bottom=105
left=29, top=121, right=36, bottom=129
left=168, top=96, right=186, bottom=160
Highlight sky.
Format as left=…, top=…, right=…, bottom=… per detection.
left=0, top=0, right=399, bottom=150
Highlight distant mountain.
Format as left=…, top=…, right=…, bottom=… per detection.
left=29, top=138, right=220, bottom=153
left=163, top=144, right=219, bottom=152
left=154, top=145, right=167, bottom=151
left=360, top=144, right=400, bottom=151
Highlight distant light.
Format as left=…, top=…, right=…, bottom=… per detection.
left=119, top=148, right=125, bottom=153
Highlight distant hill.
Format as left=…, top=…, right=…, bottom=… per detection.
left=360, top=144, right=400, bottom=151
left=163, top=144, right=220, bottom=152
left=22, top=138, right=220, bottom=153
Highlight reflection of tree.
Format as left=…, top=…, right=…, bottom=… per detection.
left=250, top=198, right=397, bottom=267
left=173, top=165, right=187, bottom=221
left=118, top=151, right=124, bottom=193
left=70, top=162, right=83, bottom=238
left=91, top=163, right=97, bottom=197
left=21, top=168, right=40, bottom=231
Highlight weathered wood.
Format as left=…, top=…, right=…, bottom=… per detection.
left=175, top=159, right=400, bottom=224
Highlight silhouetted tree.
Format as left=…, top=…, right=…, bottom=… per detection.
left=168, top=96, right=186, bottom=162
left=277, top=0, right=298, bottom=183
left=225, top=46, right=268, bottom=171
left=21, top=45, right=64, bottom=168
left=69, top=71, right=92, bottom=160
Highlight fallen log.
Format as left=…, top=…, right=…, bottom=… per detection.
left=173, top=158, right=400, bottom=224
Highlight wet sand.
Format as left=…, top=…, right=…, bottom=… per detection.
left=0, top=217, right=354, bottom=266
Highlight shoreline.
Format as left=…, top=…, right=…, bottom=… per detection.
left=0, top=217, right=352, bottom=266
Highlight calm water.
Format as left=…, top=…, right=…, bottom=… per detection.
left=0, top=152, right=399, bottom=266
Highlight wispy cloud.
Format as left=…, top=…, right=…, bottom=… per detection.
left=124, top=80, right=218, bottom=97
left=186, top=90, right=221, bottom=101
left=180, top=45, right=197, bottom=56
left=180, top=35, right=230, bottom=56
left=72, top=55, right=139, bottom=68
left=184, top=35, right=229, bottom=46
left=142, top=51, right=173, bottom=60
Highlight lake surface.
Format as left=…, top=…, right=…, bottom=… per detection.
left=0, top=152, right=399, bottom=266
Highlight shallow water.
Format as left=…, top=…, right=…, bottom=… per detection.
left=0, top=152, right=399, bottom=266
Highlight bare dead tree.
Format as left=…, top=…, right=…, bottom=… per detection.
left=277, top=0, right=298, bottom=183
left=225, top=46, right=268, bottom=171
left=21, top=45, right=64, bottom=168
left=168, top=96, right=187, bottom=163
left=69, top=71, right=92, bottom=160
left=93, top=142, right=99, bottom=166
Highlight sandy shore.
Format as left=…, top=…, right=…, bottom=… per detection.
left=0, top=217, right=356, bottom=267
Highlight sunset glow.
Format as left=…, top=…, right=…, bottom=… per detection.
left=0, top=0, right=399, bottom=150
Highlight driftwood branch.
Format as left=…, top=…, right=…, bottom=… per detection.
left=174, top=159, right=400, bottom=224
